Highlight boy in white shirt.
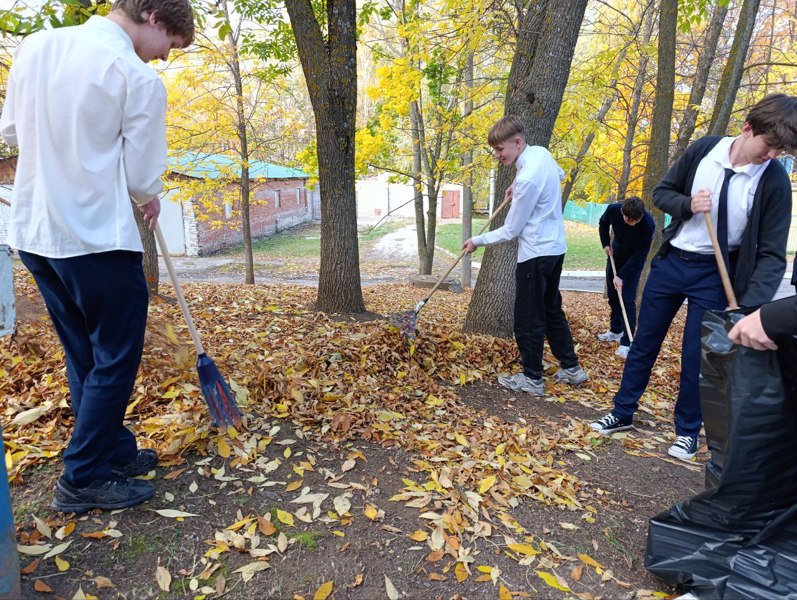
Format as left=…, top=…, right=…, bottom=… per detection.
left=464, top=116, right=588, bottom=396
left=0, top=0, right=194, bottom=512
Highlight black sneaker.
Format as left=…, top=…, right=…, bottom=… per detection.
left=111, top=449, right=159, bottom=478
left=52, top=475, right=154, bottom=513
left=668, top=435, right=699, bottom=461
left=589, top=413, right=633, bottom=435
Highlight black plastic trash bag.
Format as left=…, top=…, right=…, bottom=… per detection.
left=645, top=309, right=797, bottom=599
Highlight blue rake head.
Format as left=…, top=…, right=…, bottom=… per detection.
left=196, top=353, right=242, bottom=428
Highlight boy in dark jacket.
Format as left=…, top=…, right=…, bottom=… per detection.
left=597, top=196, right=655, bottom=358
left=589, top=94, right=796, bottom=461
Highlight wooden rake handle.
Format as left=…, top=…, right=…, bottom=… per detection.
left=703, top=213, right=739, bottom=310
left=154, top=223, right=207, bottom=355
left=424, top=191, right=513, bottom=301
left=608, top=250, right=634, bottom=343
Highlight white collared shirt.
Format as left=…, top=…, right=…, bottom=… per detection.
left=472, top=145, right=567, bottom=262
left=670, top=136, right=768, bottom=254
left=0, top=16, right=168, bottom=258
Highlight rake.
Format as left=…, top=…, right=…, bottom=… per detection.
left=393, top=191, right=513, bottom=339
left=154, top=224, right=242, bottom=427
left=608, top=226, right=633, bottom=343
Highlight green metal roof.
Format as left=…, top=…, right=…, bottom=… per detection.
left=168, top=151, right=307, bottom=180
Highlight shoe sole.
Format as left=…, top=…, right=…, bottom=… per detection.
left=667, top=449, right=696, bottom=461
left=52, top=489, right=154, bottom=513
left=590, top=424, right=633, bottom=436
left=498, top=380, right=520, bottom=392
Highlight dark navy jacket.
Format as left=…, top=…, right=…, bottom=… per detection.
left=598, top=202, right=655, bottom=280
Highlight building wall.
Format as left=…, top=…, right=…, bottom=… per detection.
left=192, top=178, right=310, bottom=255
left=355, top=174, right=464, bottom=223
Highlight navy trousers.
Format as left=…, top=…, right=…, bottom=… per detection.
left=514, top=253, right=579, bottom=380
left=605, top=256, right=642, bottom=346
left=18, top=250, right=148, bottom=487
left=611, top=251, right=728, bottom=437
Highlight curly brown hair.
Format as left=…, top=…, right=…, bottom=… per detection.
left=112, top=0, right=195, bottom=45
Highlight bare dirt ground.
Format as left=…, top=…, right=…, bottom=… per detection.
left=3, top=236, right=706, bottom=600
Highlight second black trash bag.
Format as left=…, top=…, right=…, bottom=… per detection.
left=645, top=310, right=797, bottom=599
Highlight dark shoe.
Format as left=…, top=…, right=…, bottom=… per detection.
left=589, top=412, right=633, bottom=435
left=111, top=449, right=158, bottom=478
left=668, top=435, right=699, bottom=461
left=52, top=475, right=154, bottom=513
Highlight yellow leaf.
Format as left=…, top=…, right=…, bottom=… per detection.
left=578, top=552, right=603, bottom=569
left=479, top=475, right=496, bottom=495
left=283, top=447, right=292, bottom=459
left=276, top=510, right=295, bottom=527
left=499, top=583, right=512, bottom=600
left=54, top=556, right=69, bottom=572
left=535, top=570, right=570, bottom=592
left=285, top=479, right=303, bottom=492
left=454, top=562, right=469, bottom=583
left=508, top=543, right=538, bottom=556
left=408, top=530, right=428, bottom=542
left=313, top=580, right=334, bottom=600
left=364, top=504, right=379, bottom=521
left=217, top=438, right=231, bottom=458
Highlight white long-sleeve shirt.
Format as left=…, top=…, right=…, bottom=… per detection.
left=0, top=16, right=168, bottom=258
left=473, top=145, right=567, bottom=262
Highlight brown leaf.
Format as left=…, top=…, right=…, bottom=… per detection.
left=34, top=579, right=53, bottom=593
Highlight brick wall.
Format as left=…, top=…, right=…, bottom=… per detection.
left=192, top=178, right=310, bottom=255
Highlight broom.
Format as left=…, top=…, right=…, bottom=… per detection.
left=608, top=226, right=634, bottom=343
left=154, top=224, right=243, bottom=427
left=393, top=190, right=514, bottom=339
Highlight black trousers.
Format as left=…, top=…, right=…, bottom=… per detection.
left=605, top=255, right=642, bottom=346
left=514, top=254, right=579, bottom=379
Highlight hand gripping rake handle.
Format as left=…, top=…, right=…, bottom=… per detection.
left=154, top=224, right=207, bottom=355
left=607, top=240, right=634, bottom=344
left=703, top=213, right=739, bottom=310
left=415, top=191, right=514, bottom=314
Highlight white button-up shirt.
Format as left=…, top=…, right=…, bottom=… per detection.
left=670, top=136, right=768, bottom=254
left=0, top=16, right=168, bottom=258
left=473, top=145, right=567, bottom=262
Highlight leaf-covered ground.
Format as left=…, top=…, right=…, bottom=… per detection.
left=3, top=269, right=704, bottom=600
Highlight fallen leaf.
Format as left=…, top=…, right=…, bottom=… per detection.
left=163, top=467, right=188, bottom=480
left=34, top=579, right=52, bottom=593
left=455, top=562, right=469, bottom=583
left=384, top=575, right=399, bottom=600
left=479, top=475, right=496, bottom=495
left=258, top=517, right=276, bottom=536
left=55, top=555, right=70, bottom=571
left=156, top=565, right=172, bottom=592
left=341, top=459, right=356, bottom=472
left=152, top=509, right=198, bottom=518
left=313, top=580, right=334, bottom=600
left=535, top=570, right=570, bottom=592
left=408, top=530, right=428, bottom=542
left=499, top=583, right=512, bottom=600
left=276, top=509, right=295, bottom=526
left=571, top=563, right=584, bottom=581
left=94, top=576, right=114, bottom=589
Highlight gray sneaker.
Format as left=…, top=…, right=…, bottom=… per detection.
left=554, top=365, right=589, bottom=385
left=497, top=373, right=545, bottom=396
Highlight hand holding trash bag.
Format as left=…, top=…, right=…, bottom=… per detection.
left=730, top=294, right=797, bottom=350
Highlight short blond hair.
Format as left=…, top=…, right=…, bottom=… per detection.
left=488, top=116, right=525, bottom=146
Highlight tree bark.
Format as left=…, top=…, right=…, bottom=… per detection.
left=670, top=0, right=729, bottom=164
left=708, top=0, right=762, bottom=136
left=132, top=201, right=158, bottom=297
left=463, top=0, right=587, bottom=337
left=286, top=0, right=365, bottom=313
left=637, top=0, right=678, bottom=297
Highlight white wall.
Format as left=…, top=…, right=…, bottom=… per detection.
left=158, top=189, right=186, bottom=255
left=355, top=174, right=464, bottom=223
left=0, top=186, right=11, bottom=246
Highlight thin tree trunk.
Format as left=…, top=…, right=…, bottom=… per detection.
left=463, top=0, right=587, bottom=337
left=670, top=0, right=729, bottom=163
left=132, top=202, right=158, bottom=297
left=222, top=0, right=255, bottom=284
left=637, top=0, right=678, bottom=296
left=286, top=0, right=364, bottom=313
left=461, top=52, right=474, bottom=288
left=617, top=7, right=655, bottom=201
left=708, top=0, right=762, bottom=135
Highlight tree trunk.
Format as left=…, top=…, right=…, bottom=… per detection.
left=286, top=0, right=365, bottom=313
left=461, top=53, right=474, bottom=288
left=637, top=0, right=678, bottom=297
left=670, top=0, right=729, bottom=164
left=463, top=0, right=587, bottom=337
left=222, top=0, right=255, bottom=284
left=132, top=201, right=158, bottom=297
left=708, top=0, right=762, bottom=136
left=617, top=7, right=655, bottom=201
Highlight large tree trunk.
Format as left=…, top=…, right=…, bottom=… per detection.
left=670, top=1, right=729, bottom=163
left=463, top=0, right=587, bottom=337
left=617, top=7, right=655, bottom=201
left=222, top=0, right=255, bottom=284
left=708, top=0, right=762, bottom=136
left=637, top=0, right=678, bottom=297
left=286, top=0, right=365, bottom=313
left=132, top=202, right=158, bottom=297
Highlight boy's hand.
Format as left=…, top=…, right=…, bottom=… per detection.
left=691, top=188, right=712, bottom=214
left=604, top=246, right=612, bottom=257
left=139, top=196, right=161, bottom=231
left=613, top=276, right=622, bottom=291
left=463, top=239, right=478, bottom=254
left=504, top=187, right=513, bottom=201
left=728, top=309, right=778, bottom=351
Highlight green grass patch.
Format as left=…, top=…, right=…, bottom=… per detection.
left=435, top=219, right=605, bottom=270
